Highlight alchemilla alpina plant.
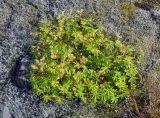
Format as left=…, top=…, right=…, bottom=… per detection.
left=30, top=11, right=139, bottom=104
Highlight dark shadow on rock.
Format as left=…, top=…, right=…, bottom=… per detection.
left=134, top=2, right=153, bottom=11
left=10, top=46, right=32, bottom=90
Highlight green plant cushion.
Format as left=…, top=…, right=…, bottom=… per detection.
left=30, top=11, right=139, bottom=104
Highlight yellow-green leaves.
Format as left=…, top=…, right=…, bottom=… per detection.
left=115, top=40, right=122, bottom=47
left=30, top=11, right=140, bottom=104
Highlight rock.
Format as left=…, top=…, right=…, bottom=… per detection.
left=130, top=9, right=158, bottom=37
left=0, top=104, right=12, bottom=118
left=107, top=7, right=121, bottom=27
left=150, top=8, right=160, bottom=38
left=151, top=8, right=160, bottom=22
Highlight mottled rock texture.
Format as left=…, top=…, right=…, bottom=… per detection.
left=0, top=0, right=160, bottom=118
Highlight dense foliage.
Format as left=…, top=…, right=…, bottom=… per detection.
left=30, top=11, right=139, bottom=104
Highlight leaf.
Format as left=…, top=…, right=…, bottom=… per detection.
left=43, top=95, right=51, bottom=102
left=115, top=40, right=121, bottom=47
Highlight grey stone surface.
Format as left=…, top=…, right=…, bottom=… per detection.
left=131, top=9, right=158, bottom=37
left=150, top=8, right=160, bottom=39
left=0, top=0, right=160, bottom=118
left=0, top=104, right=11, bottom=118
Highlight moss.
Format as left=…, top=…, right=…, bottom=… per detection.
left=118, top=1, right=138, bottom=21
